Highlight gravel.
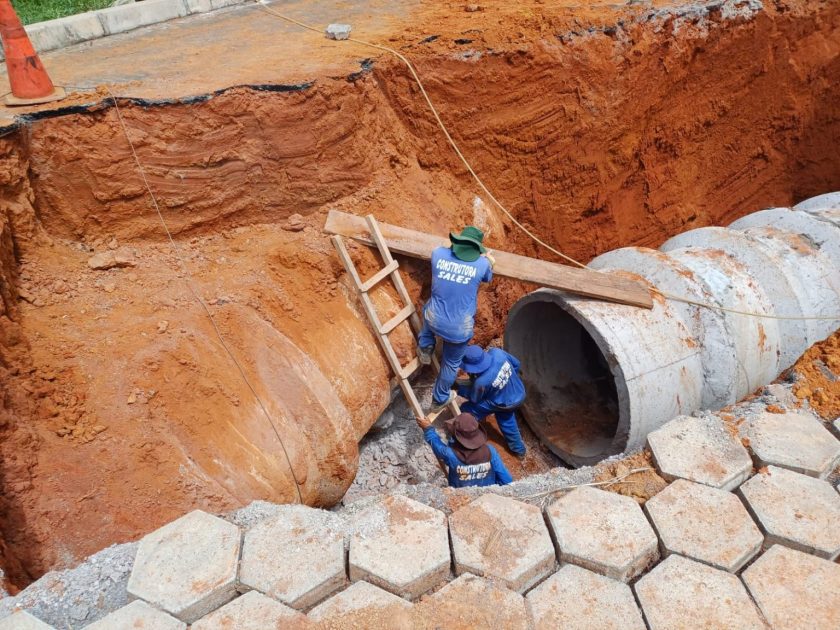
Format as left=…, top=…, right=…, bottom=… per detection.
left=0, top=542, right=137, bottom=629
left=342, top=380, right=447, bottom=504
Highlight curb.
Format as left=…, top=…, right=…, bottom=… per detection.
left=0, top=0, right=251, bottom=61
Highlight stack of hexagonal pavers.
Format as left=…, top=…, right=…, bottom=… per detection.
left=1, top=410, right=838, bottom=629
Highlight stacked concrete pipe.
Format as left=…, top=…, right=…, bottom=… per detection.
left=504, top=193, right=840, bottom=467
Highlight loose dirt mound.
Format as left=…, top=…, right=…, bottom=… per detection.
left=791, top=329, right=840, bottom=420
left=0, top=0, right=839, bottom=588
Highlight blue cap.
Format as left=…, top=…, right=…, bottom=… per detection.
left=461, top=345, right=492, bottom=374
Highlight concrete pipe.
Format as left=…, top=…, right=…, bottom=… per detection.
left=660, top=228, right=812, bottom=368
left=504, top=198, right=840, bottom=467
left=793, top=191, right=840, bottom=227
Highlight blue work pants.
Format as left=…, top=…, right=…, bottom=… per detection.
left=460, top=399, right=527, bottom=456
left=418, top=320, right=468, bottom=405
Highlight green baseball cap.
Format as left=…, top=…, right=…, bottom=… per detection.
left=449, top=226, right=487, bottom=262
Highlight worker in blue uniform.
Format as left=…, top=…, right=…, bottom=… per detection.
left=457, top=344, right=527, bottom=457
left=418, top=412, right=512, bottom=487
left=417, top=226, right=495, bottom=414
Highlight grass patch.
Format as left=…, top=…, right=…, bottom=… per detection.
left=11, top=0, right=115, bottom=25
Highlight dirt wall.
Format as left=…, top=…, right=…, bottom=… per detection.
left=0, top=0, right=839, bottom=587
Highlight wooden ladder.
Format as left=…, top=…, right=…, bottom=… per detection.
left=331, top=214, right=461, bottom=421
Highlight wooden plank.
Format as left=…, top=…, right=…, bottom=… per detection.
left=360, top=260, right=399, bottom=292
left=325, top=210, right=653, bottom=309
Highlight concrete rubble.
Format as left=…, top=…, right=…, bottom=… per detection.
left=0, top=542, right=137, bottom=627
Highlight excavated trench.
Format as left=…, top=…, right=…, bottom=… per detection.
left=1, top=0, right=840, bottom=590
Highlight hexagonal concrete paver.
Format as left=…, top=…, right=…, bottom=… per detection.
left=308, top=581, right=411, bottom=623
left=742, top=545, right=840, bottom=630
left=634, top=555, right=766, bottom=630
left=0, top=611, right=54, bottom=630
left=644, top=479, right=763, bottom=572
left=647, top=415, right=752, bottom=490
left=747, top=411, right=840, bottom=478
left=126, top=510, right=240, bottom=623
left=349, top=495, right=450, bottom=600
left=525, top=564, right=645, bottom=630
left=191, top=591, right=310, bottom=630
left=739, top=466, right=840, bottom=559
left=85, top=600, right=186, bottom=630
left=449, top=494, right=555, bottom=593
left=546, top=486, right=659, bottom=582
left=239, top=505, right=346, bottom=610
left=416, top=574, right=528, bottom=629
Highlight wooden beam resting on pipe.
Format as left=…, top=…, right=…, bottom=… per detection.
left=323, top=210, right=654, bottom=309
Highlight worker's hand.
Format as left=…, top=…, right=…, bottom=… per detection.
left=416, top=414, right=432, bottom=430
left=484, top=250, right=496, bottom=267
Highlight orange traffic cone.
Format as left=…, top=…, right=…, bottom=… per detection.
left=0, top=0, right=65, bottom=106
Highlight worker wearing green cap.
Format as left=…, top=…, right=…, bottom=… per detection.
left=418, top=226, right=495, bottom=413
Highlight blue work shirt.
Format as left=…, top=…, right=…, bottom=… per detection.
left=460, top=348, right=526, bottom=409
left=423, top=427, right=512, bottom=487
left=423, top=246, right=493, bottom=343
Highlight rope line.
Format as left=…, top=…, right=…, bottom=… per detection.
left=105, top=86, right=305, bottom=504
left=255, top=1, right=840, bottom=322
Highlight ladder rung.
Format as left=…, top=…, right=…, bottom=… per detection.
left=379, top=304, right=415, bottom=335
left=398, top=357, right=420, bottom=380
left=360, top=260, right=399, bottom=292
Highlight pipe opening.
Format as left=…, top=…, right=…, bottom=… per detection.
left=506, top=298, right=620, bottom=463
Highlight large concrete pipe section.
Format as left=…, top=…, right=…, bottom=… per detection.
left=505, top=194, right=840, bottom=467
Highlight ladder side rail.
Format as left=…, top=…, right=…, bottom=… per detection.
left=332, top=235, right=425, bottom=419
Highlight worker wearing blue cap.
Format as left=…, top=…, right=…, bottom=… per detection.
left=457, top=344, right=527, bottom=457
left=417, top=226, right=495, bottom=414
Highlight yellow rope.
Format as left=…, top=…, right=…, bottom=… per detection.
left=258, top=1, right=840, bottom=322
left=105, top=86, right=305, bottom=504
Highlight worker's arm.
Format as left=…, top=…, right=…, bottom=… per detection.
left=507, top=352, right=521, bottom=373
left=489, top=447, right=513, bottom=485
left=423, top=426, right=455, bottom=465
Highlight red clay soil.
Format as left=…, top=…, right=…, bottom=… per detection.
left=790, top=329, right=840, bottom=421
left=594, top=450, right=668, bottom=504
left=0, top=0, right=840, bottom=588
